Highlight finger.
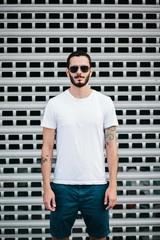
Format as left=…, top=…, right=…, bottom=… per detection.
left=104, top=192, right=109, bottom=205
left=44, top=200, right=55, bottom=211
left=110, top=197, right=117, bottom=207
left=105, top=196, right=113, bottom=210
left=105, top=205, right=111, bottom=210
left=105, top=198, right=117, bottom=210
left=48, top=198, right=56, bottom=212
left=52, top=198, right=56, bottom=209
left=49, top=206, right=56, bottom=212
left=45, top=202, right=52, bottom=210
left=105, top=201, right=112, bottom=210
left=45, top=203, right=56, bottom=211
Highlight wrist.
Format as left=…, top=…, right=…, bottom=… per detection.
left=109, top=182, right=117, bottom=188
left=43, top=182, right=51, bottom=190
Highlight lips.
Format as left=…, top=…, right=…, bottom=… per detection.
left=75, top=75, right=84, bottom=79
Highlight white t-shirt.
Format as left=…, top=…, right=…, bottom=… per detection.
left=41, top=89, right=118, bottom=185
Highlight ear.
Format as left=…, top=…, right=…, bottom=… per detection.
left=89, top=68, right=93, bottom=77
left=66, top=68, right=70, bottom=77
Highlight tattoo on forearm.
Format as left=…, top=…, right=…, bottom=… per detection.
left=105, top=126, right=115, bottom=145
left=41, top=155, right=54, bottom=166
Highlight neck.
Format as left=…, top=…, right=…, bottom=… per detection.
left=69, top=84, right=92, bottom=99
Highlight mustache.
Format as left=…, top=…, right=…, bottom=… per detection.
left=75, top=75, right=84, bottom=79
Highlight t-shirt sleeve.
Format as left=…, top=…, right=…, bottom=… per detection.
left=104, top=97, right=118, bottom=129
left=41, top=99, right=56, bottom=129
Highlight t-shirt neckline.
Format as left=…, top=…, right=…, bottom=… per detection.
left=67, top=89, right=95, bottom=101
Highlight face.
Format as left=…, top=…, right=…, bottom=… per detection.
left=66, top=56, right=92, bottom=88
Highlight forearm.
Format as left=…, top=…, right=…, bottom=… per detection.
left=41, top=128, right=56, bottom=211
left=104, top=142, right=118, bottom=209
left=41, top=146, right=53, bottom=190
left=104, top=126, right=118, bottom=209
left=105, top=126, right=118, bottom=187
left=106, top=144, right=118, bottom=187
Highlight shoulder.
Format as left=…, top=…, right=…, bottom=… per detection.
left=93, top=90, right=113, bottom=104
left=48, top=90, right=68, bottom=104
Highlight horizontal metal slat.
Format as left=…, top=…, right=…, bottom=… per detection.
left=0, top=172, right=159, bottom=181
left=1, top=138, right=158, bottom=147
left=0, top=5, right=159, bottom=12
left=4, top=43, right=157, bottom=51
left=1, top=54, right=160, bottom=61
left=1, top=185, right=160, bottom=193
left=1, top=29, right=160, bottom=36
left=1, top=232, right=160, bottom=238
left=0, top=149, right=160, bottom=157
left=0, top=218, right=160, bottom=228
left=1, top=91, right=159, bottom=98
left=0, top=78, right=159, bottom=86
left=0, top=125, right=159, bottom=133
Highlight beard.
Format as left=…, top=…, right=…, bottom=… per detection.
left=69, top=72, right=90, bottom=88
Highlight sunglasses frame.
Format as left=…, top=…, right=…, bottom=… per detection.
left=69, top=65, right=90, bottom=73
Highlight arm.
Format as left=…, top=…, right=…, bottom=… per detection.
left=104, top=126, right=118, bottom=210
left=41, top=127, right=56, bottom=211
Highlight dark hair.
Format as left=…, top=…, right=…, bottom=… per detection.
left=66, top=50, right=91, bottom=68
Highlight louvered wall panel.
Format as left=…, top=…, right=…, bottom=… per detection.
left=0, top=1, right=160, bottom=240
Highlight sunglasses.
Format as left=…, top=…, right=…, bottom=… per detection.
left=69, top=65, right=90, bottom=73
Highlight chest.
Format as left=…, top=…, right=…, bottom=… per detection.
left=55, top=100, right=104, bottom=129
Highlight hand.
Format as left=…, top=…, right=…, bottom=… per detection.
left=43, top=188, right=56, bottom=211
left=104, top=185, right=117, bottom=210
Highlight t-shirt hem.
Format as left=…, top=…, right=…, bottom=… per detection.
left=53, top=179, right=107, bottom=185
left=41, top=123, right=56, bottom=129
left=104, top=122, right=119, bottom=129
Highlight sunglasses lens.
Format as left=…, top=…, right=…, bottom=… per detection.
left=81, top=66, right=89, bottom=72
left=69, top=66, right=78, bottom=73
left=69, top=65, right=90, bottom=73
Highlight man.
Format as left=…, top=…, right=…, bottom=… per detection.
left=41, top=50, right=118, bottom=240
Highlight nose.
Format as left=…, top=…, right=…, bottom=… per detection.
left=76, top=66, right=82, bottom=74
